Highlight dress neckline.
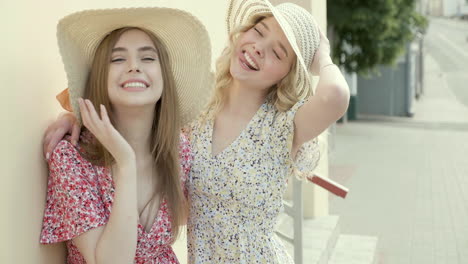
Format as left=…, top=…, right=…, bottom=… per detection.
left=137, top=199, right=167, bottom=235
left=106, top=167, right=168, bottom=236
left=208, top=100, right=268, bottom=158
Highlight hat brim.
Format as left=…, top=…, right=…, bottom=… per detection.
left=58, top=7, right=214, bottom=125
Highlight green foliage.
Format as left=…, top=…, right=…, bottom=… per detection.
left=328, top=0, right=428, bottom=75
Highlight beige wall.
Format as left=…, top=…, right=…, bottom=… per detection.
left=307, top=0, right=330, bottom=219
left=1, top=1, right=227, bottom=263
left=1, top=0, right=327, bottom=263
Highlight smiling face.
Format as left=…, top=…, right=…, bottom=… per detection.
left=107, top=29, right=164, bottom=108
left=230, top=16, right=296, bottom=90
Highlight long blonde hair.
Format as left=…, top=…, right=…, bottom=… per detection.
left=207, top=14, right=300, bottom=115
left=80, top=27, right=186, bottom=239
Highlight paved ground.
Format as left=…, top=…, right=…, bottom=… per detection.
left=425, top=17, right=468, bottom=108
left=329, top=18, right=468, bottom=264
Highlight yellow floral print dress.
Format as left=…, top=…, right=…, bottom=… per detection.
left=186, top=98, right=320, bottom=263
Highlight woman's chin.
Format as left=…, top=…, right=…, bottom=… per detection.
left=111, top=98, right=159, bottom=109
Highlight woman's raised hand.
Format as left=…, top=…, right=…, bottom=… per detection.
left=310, top=27, right=333, bottom=76
left=78, top=98, right=135, bottom=166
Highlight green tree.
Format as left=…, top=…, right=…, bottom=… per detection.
left=328, top=0, right=427, bottom=75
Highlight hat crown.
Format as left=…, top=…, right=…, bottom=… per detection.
left=275, top=3, right=320, bottom=69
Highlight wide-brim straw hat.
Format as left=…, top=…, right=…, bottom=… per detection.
left=57, top=7, right=213, bottom=125
left=227, top=0, right=320, bottom=99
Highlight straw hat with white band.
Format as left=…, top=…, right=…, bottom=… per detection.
left=227, top=0, right=321, bottom=99
left=57, top=7, right=214, bottom=125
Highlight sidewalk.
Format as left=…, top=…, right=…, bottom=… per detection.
left=329, top=53, right=468, bottom=264
left=412, top=55, right=468, bottom=124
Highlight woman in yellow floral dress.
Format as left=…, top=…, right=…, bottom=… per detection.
left=185, top=0, right=349, bottom=262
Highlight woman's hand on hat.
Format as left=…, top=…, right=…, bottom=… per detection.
left=43, top=112, right=81, bottom=161
left=78, top=98, right=136, bottom=167
left=310, top=27, right=332, bottom=76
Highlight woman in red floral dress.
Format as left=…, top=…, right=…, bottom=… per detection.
left=39, top=7, right=212, bottom=264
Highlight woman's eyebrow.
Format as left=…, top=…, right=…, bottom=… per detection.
left=138, top=46, right=157, bottom=53
left=111, top=46, right=157, bottom=53
left=111, top=47, right=127, bottom=53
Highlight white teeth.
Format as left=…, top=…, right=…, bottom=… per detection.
left=123, top=82, right=147, bottom=88
left=244, top=52, right=259, bottom=70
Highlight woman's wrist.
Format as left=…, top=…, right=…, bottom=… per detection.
left=320, top=63, right=337, bottom=73
left=318, top=56, right=333, bottom=69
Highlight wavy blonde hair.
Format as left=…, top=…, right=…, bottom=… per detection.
left=206, top=13, right=301, bottom=115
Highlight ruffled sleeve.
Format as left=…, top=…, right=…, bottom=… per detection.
left=291, top=137, right=321, bottom=180
left=40, top=140, right=107, bottom=244
left=179, top=133, right=193, bottom=198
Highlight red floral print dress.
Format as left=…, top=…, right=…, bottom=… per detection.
left=40, top=133, right=192, bottom=264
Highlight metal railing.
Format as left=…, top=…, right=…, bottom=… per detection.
left=276, top=177, right=304, bottom=264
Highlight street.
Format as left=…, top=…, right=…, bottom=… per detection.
left=329, top=18, right=468, bottom=264
left=425, top=18, right=468, bottom=108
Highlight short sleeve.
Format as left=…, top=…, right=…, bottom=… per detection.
left=271, top=99, right=307, bottom=142
left=292, top=137, right=321, bottom=180
left=286, top=99, right=307, bottom=128
left=40, top=140, right=107, bottom=244
left=179, top=133, right=193, bottom=198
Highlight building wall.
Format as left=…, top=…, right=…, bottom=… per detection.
left=427, top=0, right=466, bottom=16
left=427, top=0, right=444, bottom=15
left=462, top=4, right=468, bottom=15
left=443, top=0, right=463, bottom=16
left=0, top=0, right=327, bottom=263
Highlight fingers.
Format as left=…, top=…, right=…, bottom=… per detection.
left=46, top=128, right=66, bottom=160
left=85, top=99, right=101, bottom=124
left=79, top=98, right=93, bottom=130
left=71, top=122, right=81, bottom=146
left=43, top=115, right=73, bottom=160
left=79, top=98, right=107, bottom=138
left=43, top=126, right=67, bottom=161
left=100, top=104, right=111, bottom=125
left=319, top=29, right=330, bottom=46
left=319, top=27, right=326, bottom=37
left=43, top=124, right=53, bottom=159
